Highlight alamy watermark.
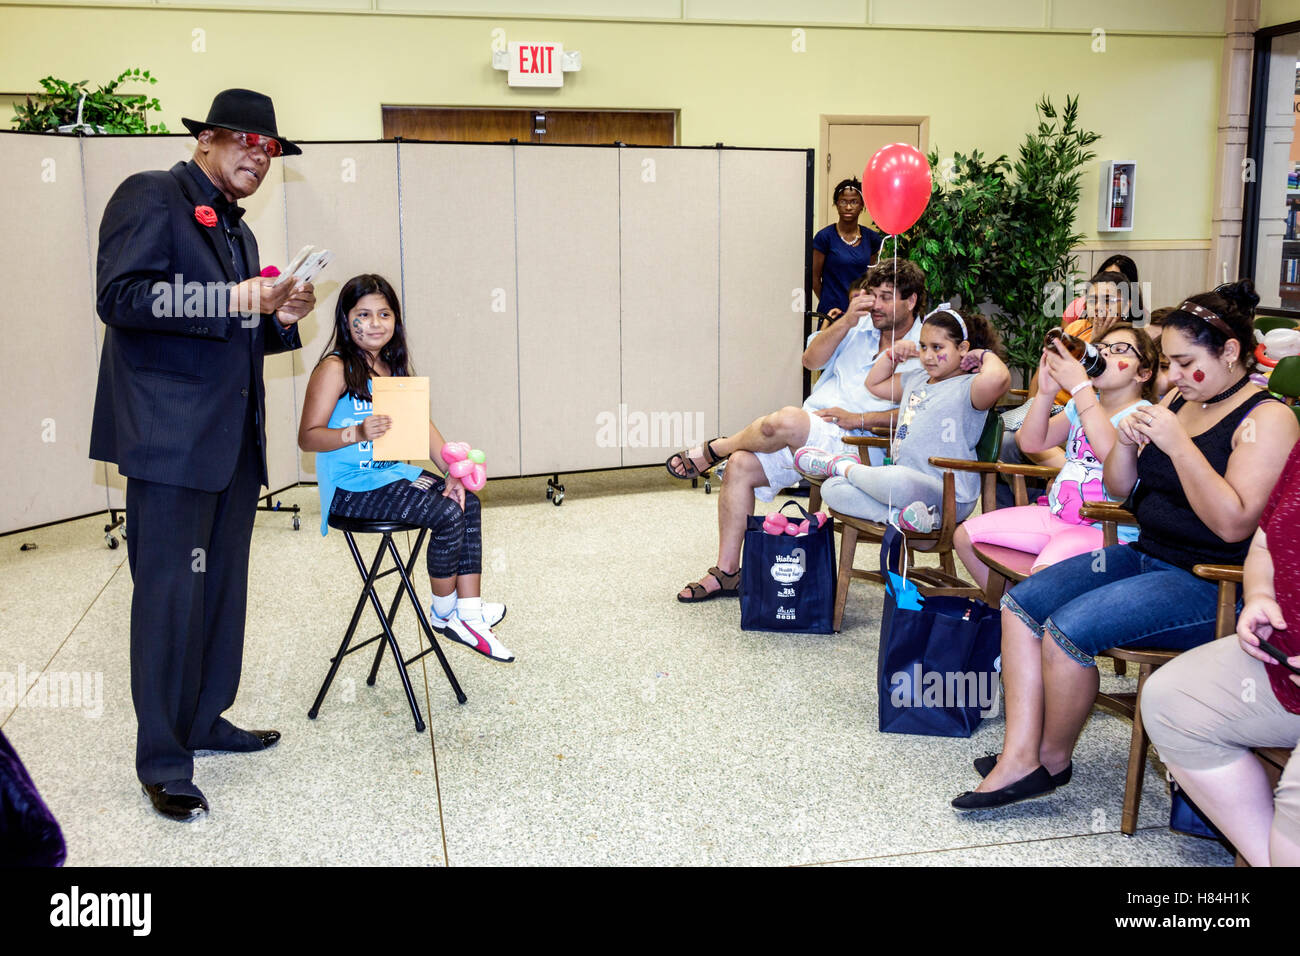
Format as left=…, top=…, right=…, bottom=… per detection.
left=595, top=404, right=706, bottom=449
left=887, top=664, right=1000, bottom=718
left=1, top=664, right=103, bottom=719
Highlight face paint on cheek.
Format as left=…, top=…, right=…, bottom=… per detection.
left=1193, top=369, right=1205, bottom=382
left=1117, top=361, right=1129, bottom=371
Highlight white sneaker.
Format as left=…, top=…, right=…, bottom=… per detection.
left=432, top=611, right=515, bottom=663
left=898, top=500, right=938, bottom=533
left=482, top=602, right=507, bottom=627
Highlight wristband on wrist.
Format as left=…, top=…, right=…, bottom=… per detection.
left=341, top=425, right=357, bottom=446
left=1069, top=380, right=1093, bottom=397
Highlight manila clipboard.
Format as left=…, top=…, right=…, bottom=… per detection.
left=371, top=377, right=429, bottom=461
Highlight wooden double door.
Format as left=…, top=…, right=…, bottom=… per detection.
left=382, top=107, right=676, bottom=146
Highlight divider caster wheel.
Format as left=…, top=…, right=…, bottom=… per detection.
left=704, top=478, right=712, bottom=494
left=292, top=515, right=301, bottom=531
left=106, top=534, right=119, bottom=549
left=546, top=475, right=565, bottom=506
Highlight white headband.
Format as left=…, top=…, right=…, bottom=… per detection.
left=924, top=304, right=967, bottom=343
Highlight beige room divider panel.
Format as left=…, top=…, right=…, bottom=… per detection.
left=515, top=146, right=622, bottom=475
left=618, top=148, right=720, bottom=467
left=80, top=135, right=193, bottom=515
left=719, top=150, right=807, bottom=432
left=0, top=135, right=99, bottom=533
left=282, top=142, right=403, bottom=484
left=398, top=143, right=522, bottom=477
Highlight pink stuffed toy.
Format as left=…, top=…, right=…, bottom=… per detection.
left=440, top=442, right=487, bottom=492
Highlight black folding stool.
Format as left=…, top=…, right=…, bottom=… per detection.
left=308, top=516, right=467, bottom=733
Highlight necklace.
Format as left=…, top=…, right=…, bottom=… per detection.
left=1200, top=374, right=1250, bottom=409
left=837, top=227, right=861, bottom=247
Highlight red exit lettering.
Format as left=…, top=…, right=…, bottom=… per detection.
left=517, top=44, right=554, bottom=74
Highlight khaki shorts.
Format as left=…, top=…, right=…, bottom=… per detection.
left=1142, top=635, right=1300, bottom=845
left=753, top=409, right=863, bottom=503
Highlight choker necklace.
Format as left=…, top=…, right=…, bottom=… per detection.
left=1200, top=374, right=1250, bottom=409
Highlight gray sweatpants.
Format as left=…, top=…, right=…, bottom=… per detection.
left=820, top=463, right=977, bottom=524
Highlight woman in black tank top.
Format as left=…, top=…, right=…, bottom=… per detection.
left=954, top=280, right=1300, bottom=812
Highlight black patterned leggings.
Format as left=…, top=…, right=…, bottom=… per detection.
left=330, top=471, right=481, bottom=578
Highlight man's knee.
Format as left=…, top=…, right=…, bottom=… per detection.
left=762, top=406, right=805, bottom=440
left=727, top=450, right=765, bottom=486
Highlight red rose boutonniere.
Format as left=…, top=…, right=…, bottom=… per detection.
left=194, top=205, right=218, bottom=228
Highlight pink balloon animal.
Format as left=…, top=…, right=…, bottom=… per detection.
left=440, top=442, right=487, bottom=492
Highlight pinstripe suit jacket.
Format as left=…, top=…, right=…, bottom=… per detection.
left=89, top=161, right=301, bottom=492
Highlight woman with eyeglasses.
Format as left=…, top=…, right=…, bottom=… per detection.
left=952, top=280, right=1300, bottom=811
left=811, top=178, right=883, bottom=318
left=954, top=323, right=1158, bottom=594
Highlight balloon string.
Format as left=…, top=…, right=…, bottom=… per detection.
left=887, top=233, right=898, bottom=524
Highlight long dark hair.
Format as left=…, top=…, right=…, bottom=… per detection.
left=317, top=274, right=412, bottom=402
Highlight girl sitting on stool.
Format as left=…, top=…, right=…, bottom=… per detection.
left=298, top=274, right=513, bottom=663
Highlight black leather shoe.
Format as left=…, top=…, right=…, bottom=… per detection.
left=951, top=765, right=1058, bottom=811
left=142, top=780, right=209, bottom=821
left=974, top=752, right=1072, bottom=787
left=195, top=729, right=280, bottom=753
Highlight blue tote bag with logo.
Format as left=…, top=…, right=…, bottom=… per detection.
left=877, top=525, right=1001, bottom=737
left=739, top=501, right=836, bottom=634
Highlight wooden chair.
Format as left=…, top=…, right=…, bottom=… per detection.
left=824, top=409, right=1003, bottom=631
left=1078, top=503, right=1249, bottom=835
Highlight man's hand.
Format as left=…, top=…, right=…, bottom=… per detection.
left=843, top=290, right=874, bottom=324
left=275, top=281, right=316, bottom=327
left=229, top=276, right=293, bottom=317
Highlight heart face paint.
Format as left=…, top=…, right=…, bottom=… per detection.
left=1117, top=361, right=1129, bottom=371
left=1193, top=369, right=1205, bottom=382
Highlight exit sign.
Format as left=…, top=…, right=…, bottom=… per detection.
left=493, top=42, right=582, bottom=88
left=509, top=41, right=562, bottom=87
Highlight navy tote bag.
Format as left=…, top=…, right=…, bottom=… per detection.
left=739, top=501, right=836, bottom=634
left=876, top=525, right=1001, bottom=737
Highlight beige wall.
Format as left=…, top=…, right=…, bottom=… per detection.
left=1261, top=0, right=1300, bottom=27
left=0, top=2, right=1224, bottom=243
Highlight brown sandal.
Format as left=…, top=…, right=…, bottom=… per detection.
left=665, top=439, right=725, bottom=480
left=677, top=565, right=741, bottom=603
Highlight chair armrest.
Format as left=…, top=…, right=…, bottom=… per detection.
left=1193, top=564, right=1244, bottom=585
left=929, top=457, right=1000, bottom=473
left=997, top=463, right=1062, bottom=480
left=1079, top=502, right=1136, bottom=526
left=844, top=435, right=890, bottom=449
left=869, top=426, right=893, bottom=437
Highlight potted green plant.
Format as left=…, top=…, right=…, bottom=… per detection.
left=11, top=68, right=168, bottom=135
left=900, top=96, right=1100, bottom=383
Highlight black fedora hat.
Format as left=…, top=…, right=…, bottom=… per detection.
left=182, top=88, right=301, bottom=156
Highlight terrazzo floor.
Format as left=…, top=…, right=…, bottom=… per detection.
left=0, top=468, right=1233, bottom=866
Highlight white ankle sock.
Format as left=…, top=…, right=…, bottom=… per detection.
left=833, top=458, right=857, bottom=478
left=432, top=591, right=457, bottom=620
left=457, top=596, right=484, bottom=622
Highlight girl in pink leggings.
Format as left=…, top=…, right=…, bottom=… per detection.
left=954, top=323, right=1158, bottom=593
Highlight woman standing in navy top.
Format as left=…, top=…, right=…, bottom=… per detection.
left=812, top=178, right=883, bottom=318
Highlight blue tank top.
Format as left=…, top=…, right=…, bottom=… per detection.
left=315, top=384, right=422, bottom=535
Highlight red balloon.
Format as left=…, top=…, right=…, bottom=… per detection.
left=861, top=144, right=932, bottom=236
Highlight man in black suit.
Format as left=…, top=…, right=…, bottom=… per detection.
left=90, top=89, right=316, bottom=821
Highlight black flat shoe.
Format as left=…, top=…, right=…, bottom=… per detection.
left=974, top=752, right=1072, bottom=787
left=951, top=766, right=1058, bottom=811
left=194, top=729, right=280, bottom=753
left=142, top=780, right=209, bottom=821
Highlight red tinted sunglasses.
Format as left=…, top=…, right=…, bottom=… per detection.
left=236, top=131, right=282, bottom=158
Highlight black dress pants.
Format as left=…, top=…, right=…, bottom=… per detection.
left=124, top=418, right=263, bottom=785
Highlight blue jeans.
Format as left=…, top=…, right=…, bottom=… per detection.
left=1001, top=545, right=1221, bottom=668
